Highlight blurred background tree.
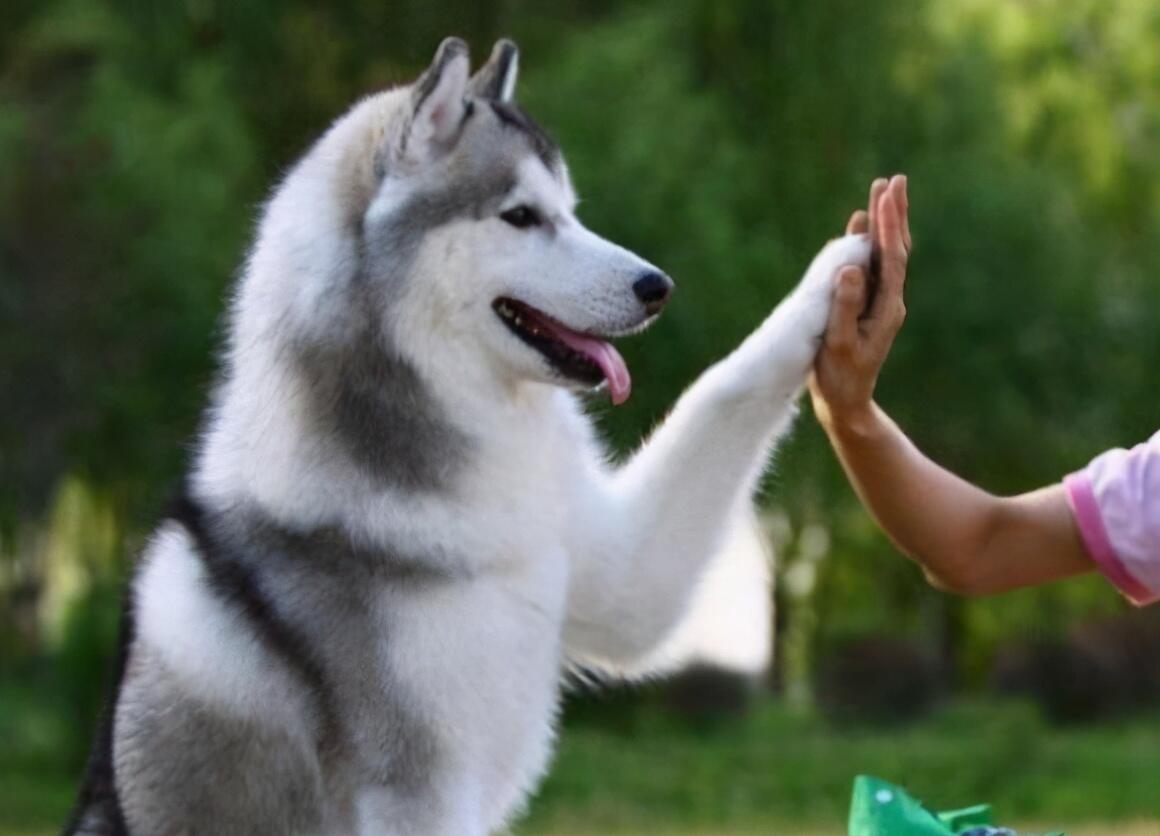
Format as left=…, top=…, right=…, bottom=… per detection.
left=2, top=0, right=1159, bottom=832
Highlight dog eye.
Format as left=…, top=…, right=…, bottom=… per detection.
left=500, top=205, right=542, bottom=229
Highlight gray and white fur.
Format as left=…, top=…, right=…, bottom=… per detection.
left=65, top=36, right=871, bottom=836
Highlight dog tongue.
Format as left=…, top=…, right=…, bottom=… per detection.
left=544, top=324, right=632, bottom=406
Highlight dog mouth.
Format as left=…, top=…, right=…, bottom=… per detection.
left=493, top=297, right=632, bottom=405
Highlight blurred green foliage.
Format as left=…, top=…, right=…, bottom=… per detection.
left=1, top=0, right=1159, bottom=819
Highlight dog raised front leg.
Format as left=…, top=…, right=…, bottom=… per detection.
left=565, top=234, right=871, bottom=672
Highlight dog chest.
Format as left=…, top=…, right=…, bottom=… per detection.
left=375, top=541, right=568, bottom=823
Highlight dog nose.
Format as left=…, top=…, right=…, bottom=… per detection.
left=632, top=271, right=674, bottom=315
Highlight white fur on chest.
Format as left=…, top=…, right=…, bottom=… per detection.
left=377, top=541, right=568, bottom=830
left=357, top=389, right=590, bottom=831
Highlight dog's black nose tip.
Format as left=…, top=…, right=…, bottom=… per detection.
left=633, top=271, right=674, bottom=315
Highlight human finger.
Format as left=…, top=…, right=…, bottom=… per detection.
left=825, top=266, right=868, bottom=355
left=867, top=178, right=889, bottom=238
left=863, top=188, right=908, bottom=348
left=864, top=188, right=906, bottom=323
left=894, top=174, right=912, bottom=252
left=865, top=178, right=890, bottom=307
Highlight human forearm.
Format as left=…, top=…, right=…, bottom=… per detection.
left=823, top=403, right=1093, bottom=593
left=820, top=401, right=1007, bottom=592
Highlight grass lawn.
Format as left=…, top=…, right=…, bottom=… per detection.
left=518, top=697, right=1160, bottom=834
left=4, top=684, right=1160, bottom=834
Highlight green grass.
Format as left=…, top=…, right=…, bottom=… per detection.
left=518, top=698, right=1160, bottom=834
left=4, top=686, right=1160, bottom=834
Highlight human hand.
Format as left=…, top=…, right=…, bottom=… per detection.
left=809, top=175, right=911, bottom=432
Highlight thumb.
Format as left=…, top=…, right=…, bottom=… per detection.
left=825, top=266, right=867, bottom=354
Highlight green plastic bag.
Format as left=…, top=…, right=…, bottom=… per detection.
left=848, top=775, right=1064, bottom=836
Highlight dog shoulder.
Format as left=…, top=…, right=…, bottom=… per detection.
left=132, top=522, right=314, bottom=725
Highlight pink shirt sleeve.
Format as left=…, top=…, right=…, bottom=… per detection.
left=1063, top=430, right=1160, bottom=606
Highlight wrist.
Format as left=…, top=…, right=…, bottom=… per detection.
left=817, top=399, right=886, bottom=442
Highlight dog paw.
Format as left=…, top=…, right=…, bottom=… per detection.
left=803, top=234, right=872, bottom=298
left=732, top=233, right=873, bottom=397
left=793, top=233, right=872, bottom=336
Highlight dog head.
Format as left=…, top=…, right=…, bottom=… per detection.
left=351, top=38, right=673, bottom=405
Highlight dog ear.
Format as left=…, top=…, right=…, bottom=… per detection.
left=397, top=37, right=471, bottom=165
left=470, top=39, right=519, bottom=102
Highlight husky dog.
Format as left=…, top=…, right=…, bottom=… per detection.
left=66, top=37, right=870, bottom=836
